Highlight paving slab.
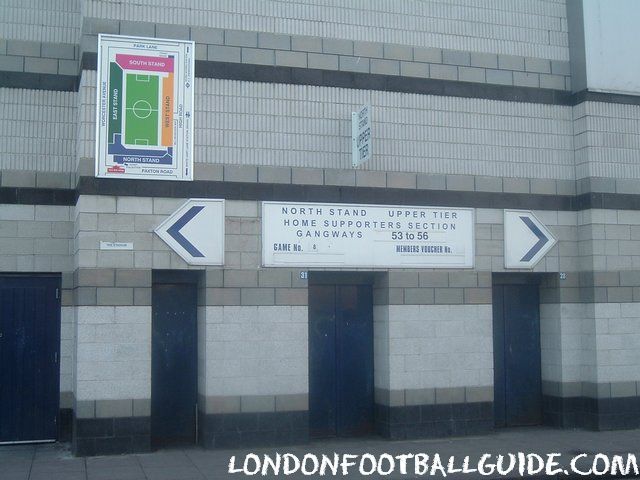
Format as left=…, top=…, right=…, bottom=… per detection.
left=0, top=428, right=639, bottom=479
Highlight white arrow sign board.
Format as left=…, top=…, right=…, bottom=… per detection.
left=504, top=209, right=556, bottom=269
left=155, top=199, right=225, bottom=265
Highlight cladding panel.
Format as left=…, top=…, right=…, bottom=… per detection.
left=81, top=0, right=569, bottom=60
left=77, top=73, right=575, bottom=179
left=0, top=88, right=76, bottom=172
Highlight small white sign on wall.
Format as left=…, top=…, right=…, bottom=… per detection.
left=352, top=104, right=371, bottom=167
left=262, top=201, right=474, bottom=269
left=100, top=241, right=133, bottom=250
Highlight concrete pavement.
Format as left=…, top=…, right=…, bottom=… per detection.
left=2, top=427, right=640, bottom=479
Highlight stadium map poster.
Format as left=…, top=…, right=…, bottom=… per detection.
left=95, top=34, right=195, bottom=180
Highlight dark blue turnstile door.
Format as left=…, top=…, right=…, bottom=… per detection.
left=151, top=282, right=197, bottom=447
left=309, top=285, right=374, bottom=438
left=309, top=285, right=337, bottom=438
left=493, top=284, right=542, bottom=427
left=0, top=275, right=60, bottom=443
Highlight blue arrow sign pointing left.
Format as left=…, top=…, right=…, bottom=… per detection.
left=519, top=216, right=549, bottom=262
left=167, top=206, right=205, bottom=257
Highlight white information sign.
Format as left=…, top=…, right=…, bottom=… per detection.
left=504, top=209, right=557, bottom=269
left=100, top=241, right=133, bottom=250
left=155, top=199, right=225, bottom=265
left=352, top=104, right=371, bottom=167
left=262, top=202, right=474, bottom=268
left=95, top=34, right=195, bottom=180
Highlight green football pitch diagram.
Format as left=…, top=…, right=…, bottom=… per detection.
left=124, top=73, right=159, bottom=146
left=97, top=36, right=194, bottom=180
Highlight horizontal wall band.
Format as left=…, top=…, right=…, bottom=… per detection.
left=376, top=386, right=492, bottom=407
left=76, top=177, right=637, bottom=212
left=195, top=61, right=572, bottom=105
left=4, top=52, right=640, bottom=109
left=75, top=398, right=150, bottom=419
left=73, top=416, right=150, bottom=456
left=2, top=179, right=640, bottom=211
left=543, top=380, right=640, bottom=400
left=80, top=52, right=569, bottom=105
left=578, top=191, right=640, bottom=210
left=572, top=89, right=640, bottom=107
left=0, top=71, right=78, bottom=91
left=544, top=395, right=640, bottom=431
left=0, top=186, right=76, bottom=205
left=78, top=17, right=570, bottom=87
left=200, top=410, right=308, bottom=449
left=376, top=401, right=493, bottom=440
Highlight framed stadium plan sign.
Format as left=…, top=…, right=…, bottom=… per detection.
left=95, top=34, right=195, bottom=180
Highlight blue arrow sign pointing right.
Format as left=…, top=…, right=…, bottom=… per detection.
left=167, top=205, right=205, bottom=257
left=519, top=216, right=549, bottom=262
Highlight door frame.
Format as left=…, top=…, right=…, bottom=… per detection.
left=492, top=272, right=545, bottom=286
left=308, top=271, right=378, bottom=286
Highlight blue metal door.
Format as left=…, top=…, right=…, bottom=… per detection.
left=151, top=280, right=197, bottom=447
left=309, top=284, right=374, bottom=438
left=493, top=283, right=542, bottom=427
left=309, top=285, right=337, bottom=437
left=0, top=275, right=60, bottom=443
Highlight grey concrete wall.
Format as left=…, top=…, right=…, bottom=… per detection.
left=0, top=0, right=80, bottom=43
left=60, top=306, right=74, bottom=408
left=79, top=18, right=571, bottom=91
left=374, top=303, right=493, bottom=405
left=72, top=196, right=310, bottom=407
left=0, top=203, right=74, bottom=406
left=0, top=204, right=73, bottom=271
left=5, top=0, right=640, bottom=437
left=60, top=185, right=640, bottom=413
left=566, top=0, right=587, bottom=92
left=0, top=89, right=77, bottom=173
left=79, top=0, right=569, bottom=61
left=202, top=305, right=308, bottom=414
left=0, top=39, right=79, bottom=78
left=574, top=101, right=640, bottom=181
left=74, top=306, right=151, bottom=404
left=77, top=72, right=575, bottom=179
left=538, top=206, right=640, bottom=401
left=71, top=193, right=581, bottom=405
left=577, top=209, right=640, bottom=273
left=541, top=302, right=640, bottom=398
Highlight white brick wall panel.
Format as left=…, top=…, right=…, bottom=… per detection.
left=204, top=305, right=308, bottom=396
left=599, top=366, right=640, bottom=383
left=75, top=306, right=151, bottom=400
left=573, top=102, right=640, bottom=180
left=0, top=0, right=80, bottom=43
left=76, top=379, right=150, bottom=400
left=386, top=305, right=492, bottom=389
left=60, top=306, right=74, bottom=394
left=544, top=303, right=640, bottom=384
left=540, top=303, right=596, bottom=384
left=76, top=343, right=149, bottom=363
left=0, top=89, right=76, bottom=172
left=82, top=0, right=568, bottom=60
left=78, top=74, right=574, bottom=178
